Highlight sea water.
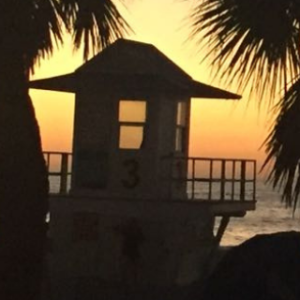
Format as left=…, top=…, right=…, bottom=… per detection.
left=220, top=180, right=300, bottom=246
left=49, top=178, right=300, bottom=246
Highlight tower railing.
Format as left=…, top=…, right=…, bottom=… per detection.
left=170, top=157, right=256, bottom=202
left=43, top=152, right=256, bottom=203
left=43, top=151, right=72, bottom=194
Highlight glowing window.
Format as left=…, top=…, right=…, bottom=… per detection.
left=119, top=126, right=144, bottom=149
left=118, top=100, right=147, bottom=149
left=119, top=101, right=146, bottom=122
left=176, top=102, right=187, bottom=126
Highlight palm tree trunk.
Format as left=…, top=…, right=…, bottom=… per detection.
left=0, top=50, right=48, bottom=300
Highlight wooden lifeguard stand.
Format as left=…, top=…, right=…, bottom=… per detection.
left=31, top=39, right=243, bottom=200
left=30, top=39, right=256, bottom=298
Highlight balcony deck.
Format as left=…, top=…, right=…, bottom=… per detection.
left=44, top=152, right=256, bottom=216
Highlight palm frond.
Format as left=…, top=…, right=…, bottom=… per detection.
left=26, top=0, right=64, bottom=71
left=60, top=0, right=132, bottom=60
left=262, top=77, right=300, bottom=209
left=188, top=0, right=300, bottom=101
left=0, top=0, right=64, bottom=73
left=0, top=0, right=131, bottom=72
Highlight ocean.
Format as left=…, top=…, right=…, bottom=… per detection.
left=220, top=180, right=300, bottom=246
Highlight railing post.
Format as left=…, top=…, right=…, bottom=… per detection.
left=220, top=160, right=226, bottom=200
left=60, top=153, right=69, bottom=194
left=231, top=160, right=236, bottom=200
left=253, top=161, right=256, bottom=201
left=192, top=158, right=195, bottom=200
left=208, top=159, right=213, bottom=200
left=44, top=152, right=50, bottom=171
left=240, top=160, right=246, bottom=201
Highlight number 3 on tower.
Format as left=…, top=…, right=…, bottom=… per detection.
left=122, top=159, right=140, bottom=188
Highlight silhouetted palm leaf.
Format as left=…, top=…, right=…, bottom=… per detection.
left=60, top=0, right=131, bottom=60
left=188, top=0, right=300, bottom=99
left=263, top=78, right=300, bottom=210
left=0, top=0, right=131, bottom=72
left=0, top=0, right=63, bottom=72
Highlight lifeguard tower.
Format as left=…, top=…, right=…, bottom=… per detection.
left=30, top=39, right=256, bottom=299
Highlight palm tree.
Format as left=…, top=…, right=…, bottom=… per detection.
left=0, top=1, right=130, bottom=299
left=187, top=0, right=300, bottom=209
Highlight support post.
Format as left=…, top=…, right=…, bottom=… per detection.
left=240, top=161, right=246, bottom=201
left=215, top=216, right=230, bottom=244
left=60, top=153, right=69, bottom=194
left=220, top=160, right=226, bottom=200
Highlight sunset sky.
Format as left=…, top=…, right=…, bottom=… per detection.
left=29, top=0, right=274, bottom=176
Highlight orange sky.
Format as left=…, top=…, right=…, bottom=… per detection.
left=29, top=0, right=275, bottom=175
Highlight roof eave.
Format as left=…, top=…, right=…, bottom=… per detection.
left=28, top=74, right=241, bottom=100
left=29, top=73, right=76, bottom=93
left=190, top=80, right=241, bottom=100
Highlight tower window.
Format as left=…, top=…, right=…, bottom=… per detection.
left=175, top=101, right=187, bottom=152
left=118, top=100, right=147, bottom=149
